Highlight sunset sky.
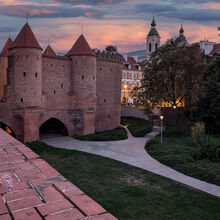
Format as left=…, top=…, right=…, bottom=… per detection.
left=0, top=0, right=219, bottom=53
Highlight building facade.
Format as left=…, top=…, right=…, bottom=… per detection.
left=121, top=55, right=144, bottom=105
left=0, top=23, right=123, bottom=142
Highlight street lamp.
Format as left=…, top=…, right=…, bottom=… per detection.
left=124, top=84, right=127, bottom=105
left=160, top=115, right=164, bottom=143
left=173, top=105, right=176, bottom=126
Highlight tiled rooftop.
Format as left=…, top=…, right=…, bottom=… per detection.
left=0, top=129, right=117, bottom=220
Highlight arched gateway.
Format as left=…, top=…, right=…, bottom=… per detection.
left=40, top=118, right=68, bottom=139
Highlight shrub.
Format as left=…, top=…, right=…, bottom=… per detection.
left=121, top=117, right=152, bottom=137
left=191, top=122, right=205, bottom=147
left=190, top=123, right=220, bottom=161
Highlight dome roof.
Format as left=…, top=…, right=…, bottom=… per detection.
left=148, top=28, right=160, bottom=37
left=148, top=16, right=160, bottom=37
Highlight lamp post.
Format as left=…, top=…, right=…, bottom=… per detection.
left=173, top=105, right=176, bottom=126
left=160, top=115, right=164, bottom=143
left=124, top=84, right=127, bottom=105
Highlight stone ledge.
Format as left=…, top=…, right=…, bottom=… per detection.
left=0, top=129, right=117, bottom=220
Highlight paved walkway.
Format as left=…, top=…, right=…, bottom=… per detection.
left=43, top=126, right=220, bottom=199
left=0, top=129, right=117, bottom=220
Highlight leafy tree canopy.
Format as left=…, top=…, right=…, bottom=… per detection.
left=105, top=45, right=118, bottom=53
left=196, top=57, right=220, bottom=133
left=132, top=38, right=202, bottom=111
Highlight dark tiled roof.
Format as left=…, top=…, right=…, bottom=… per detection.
left=0, top=38, right=13, bottom=56
left=210, top=44, right=220, bottom=55
left=10, top=23, right=42, bottom=50
left=123, top=56, right=145, bottom=71
left=43, top=45, right=56, bottom=56
left=66, top=35, right=96, bottom=57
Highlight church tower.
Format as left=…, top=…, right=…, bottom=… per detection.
left=146, top=16, right=160, bottom=56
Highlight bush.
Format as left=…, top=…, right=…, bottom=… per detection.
left=191, top=122, right=220, bottom=162
left=121, top=117, right=152, bottom=137
left=191, top=122, right=205, bottom=147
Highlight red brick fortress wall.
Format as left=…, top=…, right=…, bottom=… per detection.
left=96, top=51, right=123, bottom=132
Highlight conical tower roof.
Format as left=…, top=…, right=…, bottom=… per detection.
left=43, top=45, right=56, bottom=56
left=179, top=24, right=184, bottom=35
left=0, top=37, right=13, bottom=56
left=10, top=23, right=42, bottom=50
left=66, top=34, right=96, bottom=57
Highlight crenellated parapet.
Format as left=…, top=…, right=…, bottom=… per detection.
left=94, top=50, right=123, bottom=63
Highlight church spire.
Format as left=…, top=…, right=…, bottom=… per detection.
left=151, top=16, right=156, bottom=28
left=179, top=24, right=184, bottom=35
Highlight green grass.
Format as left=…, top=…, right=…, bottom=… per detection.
left=27, top=141, right=220, bottom=220
left=121, top=117, right=152, bottom=137
left=74, top=126, right=128, bottom=141
left=146, top=133, right=220, bottom=186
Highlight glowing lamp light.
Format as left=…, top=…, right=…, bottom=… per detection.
left=124, top=85, right=127, bottom=89
left=173, top=105, right=177, bottom=109
left=5, top=126, right=12, bottom=135
left=160, top=115, right=164, bottom=121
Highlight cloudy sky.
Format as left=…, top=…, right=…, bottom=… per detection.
left=0, top=0, right=219, bottom=53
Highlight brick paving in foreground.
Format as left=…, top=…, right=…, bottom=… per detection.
left=0, top=129, right=117, bottom=220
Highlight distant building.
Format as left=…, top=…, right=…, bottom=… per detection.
left=200, top=40, right=220, bottom=65
left=121, top=55, right=144, bottom=105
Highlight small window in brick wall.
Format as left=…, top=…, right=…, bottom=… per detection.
left=82, top=75, right=84, bottom=80
left=35, top=73, right=38, bottom=78
left=54, top=90, right=56, bottom=94
left=26, top=55, right=28, bottom=59
left=93, top=76, right=95, bottom=80
left=104, top=99, right=106, bottom=103
left=61, top=83, right=64, bottom=88
left=108, top=115, right=111, bottom=119
left=20, top=98, right=23, bottom=103
left=23, top=72, right=26, bottom=77
left=51, top=64, right=53, bottom=67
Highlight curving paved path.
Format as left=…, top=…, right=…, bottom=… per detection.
left=42, top=126, right=220, bottom=198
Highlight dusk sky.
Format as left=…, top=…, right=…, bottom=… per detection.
left=0, top=0, right=219, bottom=54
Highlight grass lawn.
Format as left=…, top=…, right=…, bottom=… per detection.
left=27, top=141, right=220, bottom=220
left=121, top=117, right=152, bottom=137
left=146, top=133, right=220, bottom=186
left=74, top=126, right=128, bottom=141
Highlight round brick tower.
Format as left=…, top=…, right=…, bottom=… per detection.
left=9, top=23, right=42, bottom=108
left=66, top=35, right=97, bottom=135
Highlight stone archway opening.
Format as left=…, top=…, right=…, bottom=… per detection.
left=40, top=118, right=68, bottom=139
left=0, top=122, right=16, bottom=137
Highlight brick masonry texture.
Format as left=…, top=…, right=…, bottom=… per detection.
left=0, top=24, right=123, bottom=142
left=0, top=129, right=118, bottom=220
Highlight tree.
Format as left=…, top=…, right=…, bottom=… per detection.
left=132, top=38, right=202, bottom=112
left=196, top=57, right=220, bottom=133
left=105, top=45, right=117, bottom=53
